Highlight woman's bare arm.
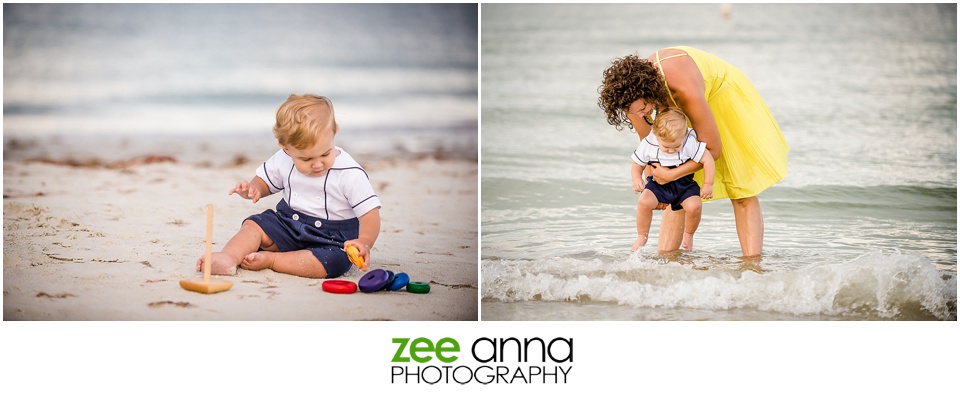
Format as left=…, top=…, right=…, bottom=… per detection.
left=650, top=160, right=701, bottom=185
left=657, top=51, right=723, bottom=159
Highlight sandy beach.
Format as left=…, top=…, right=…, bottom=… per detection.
left=2, top=136, right=478, bottom=320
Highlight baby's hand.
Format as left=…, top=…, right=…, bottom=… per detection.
left=229, top=181, right=261, bottom=203
left=633, top=177, right=645, bottom=194
left=701, top=183, right=714, bottom=200
left=344, top=240, right=371, bottom=270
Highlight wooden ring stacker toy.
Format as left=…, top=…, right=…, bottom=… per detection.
left=345, top=245, right=367, bottom=270
left=388, top=272, right=410, bottom=291
left=406, top=281, right=430, bottom=294
left=384, top=271, right=396, bottom=289
left=358, top=268, right=390, bottom=293
left=322, top=280, right=358, bottom=294
left=180, top=204, right=233, bottom=294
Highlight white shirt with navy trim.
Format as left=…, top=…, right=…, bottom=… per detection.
left=256, top=147, right=381, bottom=221
left=631, top=129, right=707, bottom=168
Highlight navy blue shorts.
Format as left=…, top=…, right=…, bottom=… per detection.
left=245, top=199, right=360, bottom=278
left=645, top=174, right=701, bottom=211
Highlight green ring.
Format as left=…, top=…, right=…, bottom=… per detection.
left=406, top=281, right=430, bottom=294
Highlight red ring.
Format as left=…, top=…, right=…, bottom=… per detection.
left=322, top=280, right=358, bottom=294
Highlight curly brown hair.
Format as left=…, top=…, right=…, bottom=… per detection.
left=597, top=54, right=669, bottom=131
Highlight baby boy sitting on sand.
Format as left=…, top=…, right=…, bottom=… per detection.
left=196, top=94, right=381, bottom=278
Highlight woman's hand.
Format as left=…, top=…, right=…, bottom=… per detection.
left=649, top=163, right=679, bottom=185
left=650, top=160, right=703, bottom=185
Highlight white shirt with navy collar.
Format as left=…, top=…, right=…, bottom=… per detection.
left=631, top=129, right=707, bottom=168
left=256, top=147, right=381, bottom=221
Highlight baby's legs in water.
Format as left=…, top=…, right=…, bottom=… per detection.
left=633, top=191, right=660, bottom=251
left=679, top=196, right=703, bottom=251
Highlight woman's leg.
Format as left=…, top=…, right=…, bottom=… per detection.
left=657, top=206, right=685, bottom=252
left=731, top=196, right=763, bottom=257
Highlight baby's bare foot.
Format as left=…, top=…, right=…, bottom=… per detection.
left=240, top=252, right=274, bottom=271
left=631, top=235, right=648, bottom=252
left=196, top=252, right=239, bottom=275
left=681, top=232, right=694, bottom=251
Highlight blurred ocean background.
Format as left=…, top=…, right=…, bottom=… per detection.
left=481, top=3, right=957, bottom=320
left=3, top=3, right=478, bottom=163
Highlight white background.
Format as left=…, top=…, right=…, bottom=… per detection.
left=3, top=321, right=956, bottom=402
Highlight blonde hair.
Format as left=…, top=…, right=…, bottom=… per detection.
left=652, top=108, right=689, bottom=143
left=273, top=94, right=339, bottom=149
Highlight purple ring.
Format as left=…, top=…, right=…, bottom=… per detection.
left=358, top=268, right=389, bottom=293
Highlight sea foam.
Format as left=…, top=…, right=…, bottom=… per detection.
left=481, top=251, right=956, bottom=320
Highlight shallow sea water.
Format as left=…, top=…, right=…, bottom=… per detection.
left=3, top=4, right=479, bottom=158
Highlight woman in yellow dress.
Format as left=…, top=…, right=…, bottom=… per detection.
left=598, top=46, right=789, bottom=257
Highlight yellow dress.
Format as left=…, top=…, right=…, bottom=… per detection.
left=656, top=46, right=789, bottom=201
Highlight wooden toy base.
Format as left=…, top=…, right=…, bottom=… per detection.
left=179, top=278, right=234, bottom=294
